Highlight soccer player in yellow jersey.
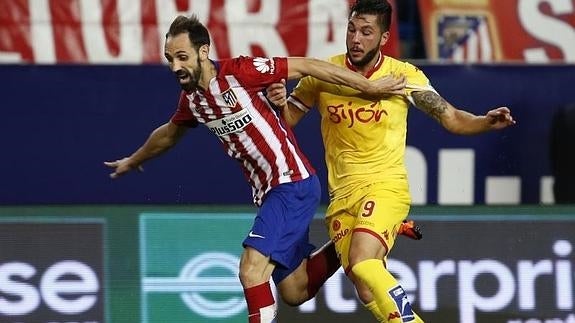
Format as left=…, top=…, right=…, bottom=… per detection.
left=266, top=0, right=515, bottom=322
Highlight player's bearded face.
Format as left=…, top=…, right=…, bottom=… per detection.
left=347, top=45, right=380, bottom=68
left=164, top=33, right=203, bottom=92
left=346, top=13, right=382, bottom=68
left=175, top=56, right=202, bottom=92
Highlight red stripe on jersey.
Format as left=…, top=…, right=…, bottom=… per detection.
left=252, top=94, right=301, bottom=187
left=283, top=123, right=314, bottom=176
left=217, top=78, right=278, bottom=193
left=204, top=76, right=272, bottom=193
left=171, top=92, right=198, bottom=128
left=171, top=57, right=313, bottom=205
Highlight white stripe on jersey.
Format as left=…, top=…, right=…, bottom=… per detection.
left=185, top=72, right=311, bottom=205
left=256, top=91, right=309, bottom=185
left=186, top=92, right=213, bottom=123
left=227, top=75, right=310, bottom=183
left=216, top=76, right=267, bottom=197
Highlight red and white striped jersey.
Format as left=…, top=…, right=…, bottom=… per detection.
left=171, top=56, right=315, bottom=206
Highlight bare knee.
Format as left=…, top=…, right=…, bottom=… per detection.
left=239, top=247, right=274, bottom=288
left=348, top=232, right=386, bottom=267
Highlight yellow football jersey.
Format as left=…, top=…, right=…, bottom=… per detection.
left=289, top=54, right=434, bottom=200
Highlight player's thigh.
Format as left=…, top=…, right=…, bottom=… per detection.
left=275, top=259, right=309, bottom=305
left=352, top=183, right=410, bottom=256
left=325, top=198, right=356, bottom=272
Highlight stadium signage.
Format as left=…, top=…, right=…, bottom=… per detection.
left=0, top=222, right=105, bottom=323
left=0, top=0, right=398, bottom=64
left=418, top=0, right=575, bottom=62
left=0, top=260, right=99, bottom=317
left=141, top=214, right=575, bottom=322
left=294, top=239, right=575, bottom=323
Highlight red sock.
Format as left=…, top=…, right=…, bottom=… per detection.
left=305, top=241, right=340, bottom=298
left=244, top=281, right=276, bottom=323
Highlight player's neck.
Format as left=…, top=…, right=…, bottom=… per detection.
left=198, top=60, right=217, bottom=91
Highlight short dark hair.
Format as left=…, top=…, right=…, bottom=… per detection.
left=166, top=15, right=211, bottom=49
left=349, top=0, right=392, bottom=32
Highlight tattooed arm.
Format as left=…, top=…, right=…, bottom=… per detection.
left=411, top=91, right=515, bottom=135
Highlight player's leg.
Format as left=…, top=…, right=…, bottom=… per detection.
left=348, top=182, right=423, bottom=322
left=276, top=239, right=340, bottom=305
left=272, top=175, right=340, bottom=305
left=239, top=247, right=277, bottom=323
left=241, top=177, right=324, bottom=323
left=304, top=239, right=340, bottom=298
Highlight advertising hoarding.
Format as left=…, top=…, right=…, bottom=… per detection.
left=417, top=0, right=575, bottom=62
left=0, top=220, right=106, bottom=323
left=140, top=213, right=252, bottom=322
left=139, top=212, right=575, bottom=323
left=0, top=0, right=399, bottom=64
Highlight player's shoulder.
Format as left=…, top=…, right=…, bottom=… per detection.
left=383, top=56, right=423, bottom=74
left=327, top=53, right=347, bottom=66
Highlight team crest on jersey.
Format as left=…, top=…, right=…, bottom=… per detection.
left=205, top=109, right=253, bottom=136
left=253, top=57, right=275, bottom=74
left=221, top=88, right=238, bottom=108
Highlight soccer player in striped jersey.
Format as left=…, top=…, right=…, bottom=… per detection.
left=104, top=14, right=406, bottom=323
left=266, top=0, right=515, bottom=322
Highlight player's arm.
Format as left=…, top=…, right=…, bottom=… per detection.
left=266, top=80, right=306, bottom=127
left=104, top=121, right=188, bottom=178
left=281, top=102, right=306, bottom=128
left=411, top=90, right=515, bottom=135
left=286, top=57, right=405, bottom=96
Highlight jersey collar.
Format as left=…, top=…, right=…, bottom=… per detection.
left=345, top=49, right=384, bottom=79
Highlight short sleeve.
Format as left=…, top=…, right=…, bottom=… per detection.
left=401, top=62, right=438, bottom=105
left=170, top=91, right=198, bottom=128
left=288, top=76, right=317, bottom=112
left=224, top=56, right=288, bottom=89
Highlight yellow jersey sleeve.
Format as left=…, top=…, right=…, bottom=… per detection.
left=397, top=61, right=438, bottom=106
left=288, top=76, right=318, bottom=112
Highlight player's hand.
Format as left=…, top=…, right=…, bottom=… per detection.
left=104, top=157, right=144, bottom=179
left=486, top=107, right=516, bottom=129
left=370, top=74, right=407, bottom=96
left=266, top=79, right=288, bottom=109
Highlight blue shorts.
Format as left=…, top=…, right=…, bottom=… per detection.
left=243, top=174, right=321, bottom=284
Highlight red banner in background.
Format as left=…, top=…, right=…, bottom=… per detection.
left=418, top=0, right=575, bottom=63
left=0, top=0, right=400, bottom=64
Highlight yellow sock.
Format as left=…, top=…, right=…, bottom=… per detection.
left=364, top=300, right=385, bottom=322
left=413, top=312, right=424, bottom=323
left=351, top=259, right=424, bottom=322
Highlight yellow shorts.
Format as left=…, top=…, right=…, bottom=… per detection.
left=325, top=181, right=410, bottom=272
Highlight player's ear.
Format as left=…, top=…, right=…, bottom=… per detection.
left=198, top=44, right=209, bottom=60
left=379, top=31, right=390, bottom=47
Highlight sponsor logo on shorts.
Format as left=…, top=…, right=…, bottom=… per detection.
left=248, top=231, right=265, bottom=239
left=332, top=220, right=341, bottom=231
left=357, top=220, right=375, bottom=227
left=332, top=228, right=349, bottom=243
